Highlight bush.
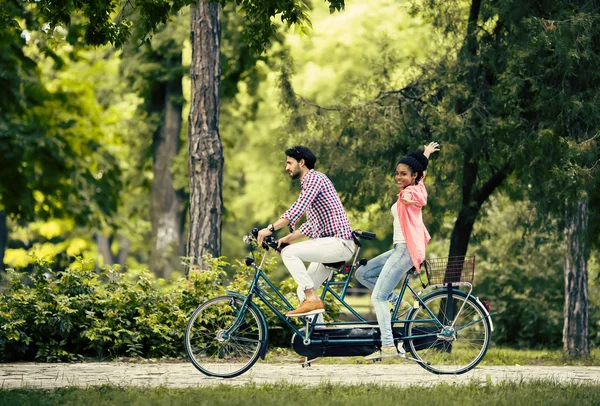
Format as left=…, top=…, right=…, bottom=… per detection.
left=0, top=254, right=336, bottom=362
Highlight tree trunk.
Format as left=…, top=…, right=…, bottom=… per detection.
left=96, top=233, right=115, bottom=266
left=187, top=1, right=223, bottom=273
left=563, top=194, right=590, bottom=357
left=150, top=61, right=185, bottom=279
left=0, top=211, right=7, bottom=272
left=448, top=159, right=512, bottom=259
left=117, top=237, right=131, bottom=268
left=96, top=233, right=130, bottom=268
left=441, top=158, right=511, bottom=334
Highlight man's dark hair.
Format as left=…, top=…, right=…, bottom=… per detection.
left=398, top=156, right=424, bottom=184
left=285, top=146, right=317, bottom=169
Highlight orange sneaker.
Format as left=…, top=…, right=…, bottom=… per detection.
left=285, top=300, right=325, bottom=317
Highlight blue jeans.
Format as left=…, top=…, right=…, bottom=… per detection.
left=355, top=244, right=412, bottom=347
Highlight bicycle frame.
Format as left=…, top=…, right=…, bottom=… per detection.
left=225, top=242, right=478, bottom=348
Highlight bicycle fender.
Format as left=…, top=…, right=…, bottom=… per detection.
left=473, top=296, right=494, bottom=332
left=225, top=291, right=270, bottom=359
left=419, top=289, right=494, bottom=333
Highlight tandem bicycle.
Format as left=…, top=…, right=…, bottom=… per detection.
left=184, top=229, right=494, bottom=378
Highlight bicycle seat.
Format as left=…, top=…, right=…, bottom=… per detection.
left=352, top=230, right=376, bottom=240
left=323, top=261, right=346, bottom=269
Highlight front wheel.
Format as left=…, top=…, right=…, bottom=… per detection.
left=404, top=290, right=491, bottom=374
left=184, top=295, right=266, bottom=378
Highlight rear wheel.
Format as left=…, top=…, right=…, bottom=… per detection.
left=404, top=290, right=491, bottom=374
left=185, top=295, right=265, bottom=378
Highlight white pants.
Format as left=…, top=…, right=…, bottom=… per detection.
left=281, top=237, right=355, bottom=304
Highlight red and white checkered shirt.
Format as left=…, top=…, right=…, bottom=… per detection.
left=280, top=170, right=353, bottom=240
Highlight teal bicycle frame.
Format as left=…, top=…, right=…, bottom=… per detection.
left=225, top=240, right=491, bottom=349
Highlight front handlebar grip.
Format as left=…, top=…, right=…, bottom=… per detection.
left=360, top=231, right=376, bottom=240
left=268, top=241, right=289, bottom=252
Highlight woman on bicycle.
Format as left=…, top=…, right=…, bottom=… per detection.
left=357, top=142, right=438, bottom=360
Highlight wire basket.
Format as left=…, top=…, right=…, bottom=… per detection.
left=422, top=256, right=475, bottom=286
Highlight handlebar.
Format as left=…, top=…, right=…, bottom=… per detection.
left=242, top=228, right=287, bottom=252
left=242, top=228, right=377, bottom=252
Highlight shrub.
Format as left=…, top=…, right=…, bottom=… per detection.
left=0, top=254, right=339, bottom=361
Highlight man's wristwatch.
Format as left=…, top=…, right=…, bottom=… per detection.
left=267, top=224, right=275, bottom=233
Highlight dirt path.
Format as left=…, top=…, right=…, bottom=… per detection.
left=2, top=361, right=600, bottom=389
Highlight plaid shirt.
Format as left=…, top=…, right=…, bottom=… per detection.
left=280, top=170, right=353, bottom=240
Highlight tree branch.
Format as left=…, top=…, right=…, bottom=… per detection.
left=474, top=162, right=513, bottom=207
left=585, top=159, right=600, bottom=172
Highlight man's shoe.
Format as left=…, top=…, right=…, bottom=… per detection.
left=286, top=300, right=325, bottom=317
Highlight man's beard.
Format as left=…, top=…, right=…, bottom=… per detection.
left=290, top=171, right=300, bottom=180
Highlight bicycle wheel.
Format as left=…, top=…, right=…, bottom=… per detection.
left=404, top=290, right=491, bottom=374
left=185, top=295, right=266, bottom=378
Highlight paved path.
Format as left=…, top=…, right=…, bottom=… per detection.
left=2, top=362, right=600, bottom=389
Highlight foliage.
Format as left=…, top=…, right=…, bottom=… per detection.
left=2, top=0, right=346, bottom=52
left=0, top=5, right=124, bottom=227
left=1, top=0, right=599, bottom=354
left=513, top=7, right=600, bottom=219
left=0, top=255, right=309, bottom=361
left=469, top=193, right=600, bottom=349
left=3, top=381, right=600, bottom=405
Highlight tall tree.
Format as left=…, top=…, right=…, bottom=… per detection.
left=516, top=5, right=600, bottom=357
left=120, top=12, right=188, bottom=277
left=0, top=212, right=6, bottom=271
left=151, top=53, right=185, bottom=277
left=187, top=2, right=223, bottom=268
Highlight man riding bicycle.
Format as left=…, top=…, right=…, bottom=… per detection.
left=257, top=146, right=355, bottom=317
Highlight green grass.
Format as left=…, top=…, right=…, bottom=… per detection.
left=480, top=347, right=600, bottom=366
left=264, top=347, right=600, bottom=366
left=2, top=381, right=600, bottom=405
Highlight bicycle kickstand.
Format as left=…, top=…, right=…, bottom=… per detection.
left=396, top=344, right=431, bottom=366
left=300, top=357, right=322, bottom=368
left=401, top=355, right=431, bottom=366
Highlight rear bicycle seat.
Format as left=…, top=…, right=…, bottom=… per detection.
left=323, top=260, right=346, bottom=269
left=322, top=230, right=376, bottom=272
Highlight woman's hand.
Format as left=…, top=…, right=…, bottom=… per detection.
left=423, top=142, right=440, bottom=158
left=401, top=192, right=418, bottom=206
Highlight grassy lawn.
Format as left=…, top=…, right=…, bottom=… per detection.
left=2, top=381, right=600, bottom=405
left=109, top=347, right=600, bottom=367
left=264, top=347, right=600, bottom=366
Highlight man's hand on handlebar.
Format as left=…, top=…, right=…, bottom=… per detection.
left=257, top=228, right=272, bottom=247
left=277, top=234, right=293, bottom=251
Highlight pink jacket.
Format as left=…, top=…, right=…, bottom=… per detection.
left=396, top=181, right=431, bottom=270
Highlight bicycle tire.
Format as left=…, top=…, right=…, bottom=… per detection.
left=185, top=295, right=266, bottom=378
left=404, top=290, right=491, bottom=374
